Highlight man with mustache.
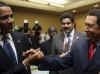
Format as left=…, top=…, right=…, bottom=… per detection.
left=50, top=13, right=85, bottom=74
left=51, top=13, right=85, bottom=56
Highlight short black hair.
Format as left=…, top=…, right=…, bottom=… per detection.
left=60, top=13, right=74, bottom=23
left=0, top=2, right=8, bottom=7
left=48, top=26, right=57, bottom=33
left=88, top=9, right=100, bottom=26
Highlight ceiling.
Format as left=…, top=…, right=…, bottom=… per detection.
left=0, top=0, right=100, bottom=13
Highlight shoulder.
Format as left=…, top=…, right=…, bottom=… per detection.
left=11, top=32, right=27, bottom=39
left=74, top=30, right=86, bottom=39
left=75, top=30, right=85, bottom=35
left=54, top=32, right=64, bottom=39
left=72, top=36, right=87, bottom=47
left=12, top=32, right=24, bottom=36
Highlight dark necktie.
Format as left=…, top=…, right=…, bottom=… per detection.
left=88, top=42, right=96, bottom=61
left=3, top=39, right=17, bottom=63
left=67, top=36, right=71, bottom=50
left=64, top=35, right=71, bottom=51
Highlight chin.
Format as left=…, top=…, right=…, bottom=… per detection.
left=64, top=31, right=70, bottom=34
left=86, top=37, right=96, bottom=42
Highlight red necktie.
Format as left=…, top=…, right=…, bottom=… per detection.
left=88, top=42, right=96, bottom=61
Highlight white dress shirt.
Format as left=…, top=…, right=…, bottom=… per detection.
left=64, top=29, right=75, bottom=47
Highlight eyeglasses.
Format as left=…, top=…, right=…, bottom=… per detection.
left=61, top=22, right=72, bottom=25
left=0, top=14, right=13, bottom=20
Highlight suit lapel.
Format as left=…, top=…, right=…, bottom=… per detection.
left=60, top=32, right=65, bottom=41
left=11, top=33, right=20, bottom=63
left=60, top=32, right=67, bottom=51
left=72, top=30, right=79, bottom=43
left=93, top=46, right=100, bottom=66
left=11, top=32, right=19, bottom=51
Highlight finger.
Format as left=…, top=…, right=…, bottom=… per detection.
left=35, top=48, right=41, bottom=52
left=28, top=50, right=41, bottom=60
left=23, top=49, right=36, bottom=56
left=22, top=51, right=26, bottom=56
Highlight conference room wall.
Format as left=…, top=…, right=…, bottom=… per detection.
left=12, top=6, right=61, bottom=33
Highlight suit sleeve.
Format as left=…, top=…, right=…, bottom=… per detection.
left=39, top=52, right=73, bottom=71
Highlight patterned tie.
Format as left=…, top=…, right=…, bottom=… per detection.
left=3, top=39, right=17, bottom=64
left=88, top=42, right=96, bottom=61
left=64, top=35, right=71, bottom=51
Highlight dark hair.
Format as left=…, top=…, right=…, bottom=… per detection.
left=0, top=2, right=8, bottom=7
left=88, top=9, right=100, bottom=26
left=32, top=24, right=42, bottom=32
left=48, top=26, right=57, bottom=33
left=0, top=2, right=10, bottom=40
left=60, top=13, right=74, bottom=23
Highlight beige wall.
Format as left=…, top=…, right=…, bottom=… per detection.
left=12, top=7, right=61, bottom=33
left=12, top=6, right=89, bottom=32
left=75, top=11, right=88, bottom=32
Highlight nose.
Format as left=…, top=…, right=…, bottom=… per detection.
left=63, top=24, right=70, bottom=27
left=85, top=25, right=89, bottom=32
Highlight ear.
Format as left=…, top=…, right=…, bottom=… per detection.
left=73, top=23, right=76, bottom=28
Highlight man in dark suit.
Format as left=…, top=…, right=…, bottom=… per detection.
left=0, top=2, right=33, bottom=74
left=51, top=13, right=85, bottom=56
left=40, top=26, right=57, bottom=55
left=24, top=9, right=100, bottom=74
left=50, top=13, right=85, bottom=74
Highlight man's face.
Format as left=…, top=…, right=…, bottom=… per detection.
left=0, top=6, right=14, bottom=34
left=49, top=31, right=57, bottom=39
left=85, top=16, right=100, bottom=42
left=61, top=18, right=74, bottom=34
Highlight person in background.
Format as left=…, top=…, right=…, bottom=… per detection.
left=23, top=9, right=100, bottom=74
left=50, top=13, right=85, bottom=74
left=0, top=2, right=34, bottom=74
left=40, top=26, right=57, bottom=74
left=31, top=20, right=42, bottom=49
left=40, top=26, right=57, bottom=55
left=51, top=13, right=85, bottom=56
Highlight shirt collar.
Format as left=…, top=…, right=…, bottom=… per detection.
left=64, top=29, right=75, bottom=37
left=8, top=33, right=13, bottom=41
left=0, top=33, right=12, bottom=41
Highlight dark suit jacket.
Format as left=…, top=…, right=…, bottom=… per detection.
left=39, top=37, right=100, bottom=74
left=0, top=32, right=31, bottom=74
left=40, top=39, right=53, bottom=55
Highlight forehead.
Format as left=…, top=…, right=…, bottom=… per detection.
left=62, top=18, right=71, bottom=22
left=85, top=16, right=97, bottom=24
left=0, top=6, right=12, bottom=16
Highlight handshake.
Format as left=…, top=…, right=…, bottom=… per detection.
left=22, top=48, right=44, bottom=67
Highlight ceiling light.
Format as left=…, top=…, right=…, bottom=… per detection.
left=29, top=0, right=66, bottom=7
left=29, top=0, right=48, bottom=4
left=47, top=0, right=66, bottom=5
left=93, top=4, right=99, bottom=8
